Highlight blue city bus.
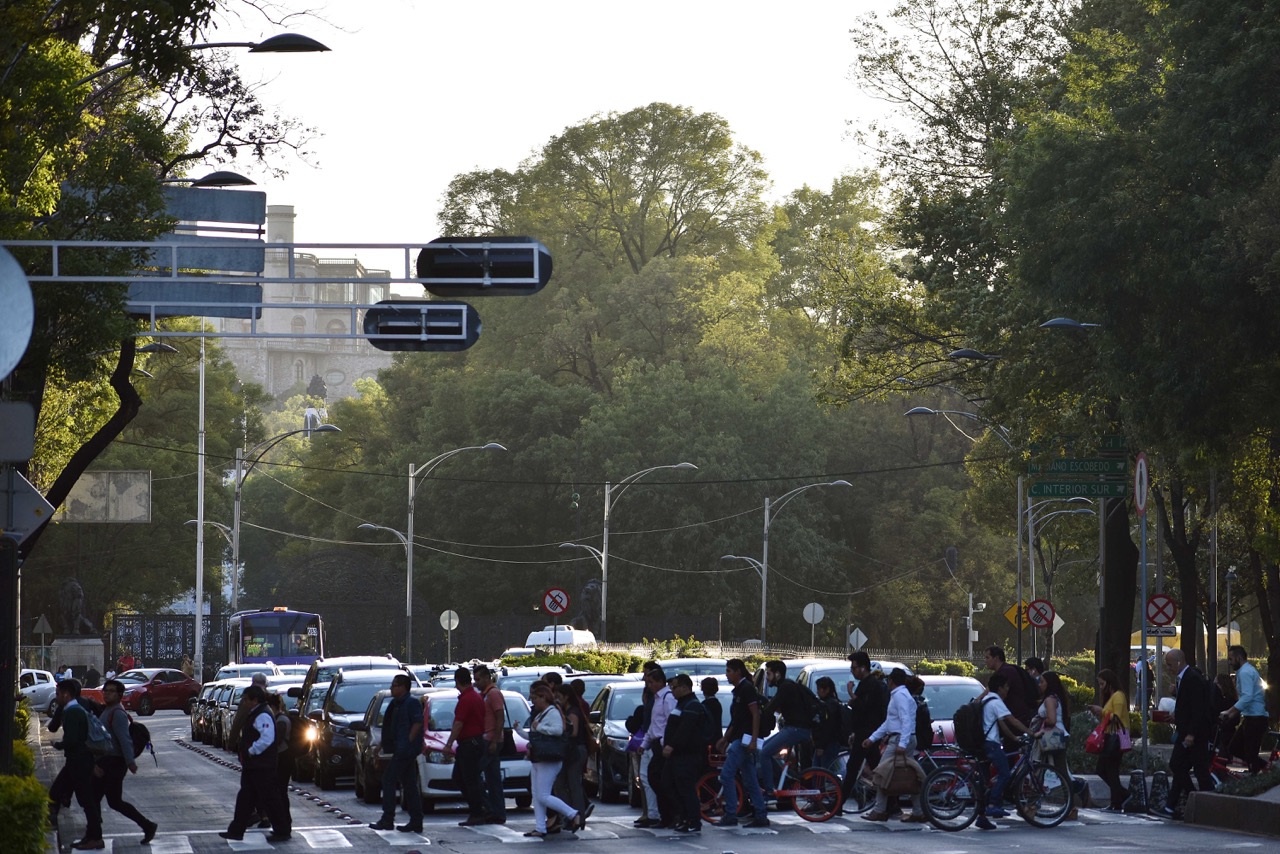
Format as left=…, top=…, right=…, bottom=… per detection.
left=227, top=607, right=324, bottom=665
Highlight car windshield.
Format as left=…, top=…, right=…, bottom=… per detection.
left=803, top=665, right=853, bottom=691
left=497, top=673, right=544, bottom=698
left=604, top=685, right=646, bottom=720
left=658, top=661, right=726, bottom=677
left=922, top=682, right=984, bottom=721
left=574, top=677, right=625, bottom=706
left=313, top=661, right=400, bottom=683
left=116, top=670, right=151, bottom=684
left=305, top=684, right=331, bottom=714
left=330, top=682, right=384, bottom=715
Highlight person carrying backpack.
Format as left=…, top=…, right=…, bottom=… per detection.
left=50, top=679, right=104, bottom=851
left=759, top=660, right=815, bottom=800
left=812, top=677, right=845, bottom=772
left=983, top=646, right=1035, bottom=727
left=94, top=680, right=158, bottom=846
left=661, top=674, right=710, bottom=832
left=841, top=652, right=889, bottom=814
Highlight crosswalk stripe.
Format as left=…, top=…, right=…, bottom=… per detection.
left=463, top=823, right=541, bottom=843
left=372, top=828, right=432, bottom=845
left=148, top=837, right=194, bottom=854
left=224, top=835, right=273, bottom=850
left=299, top=829, right=353, bottom=848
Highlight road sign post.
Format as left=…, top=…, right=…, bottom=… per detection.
left=440, top=610, right=460, bottom=662
left=543, top=587, right=570, bottom=654
left=803, top=602, right=824, bottom=652
left=1134, top=452, right=1150, bottom=776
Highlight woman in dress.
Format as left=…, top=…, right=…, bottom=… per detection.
left=1086, top=669, right=1130, bottom=810
left=525, top=682, right=582, bottom=838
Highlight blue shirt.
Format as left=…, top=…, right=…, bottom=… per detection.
left=385, top=693, right=424, bottom=757
left=1234, top=662, right=1266, bottom=717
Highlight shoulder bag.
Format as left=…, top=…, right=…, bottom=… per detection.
left=528, top=707, right=570, bottom=763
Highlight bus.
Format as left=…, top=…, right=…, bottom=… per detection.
left=226, top=607, right=324, bottom=666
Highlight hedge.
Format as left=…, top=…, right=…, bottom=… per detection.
left=914, top=658, right=977, bottom=678
left=0, top=774, right=47, bottom=853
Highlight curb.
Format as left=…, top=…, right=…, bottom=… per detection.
left=1186, top=790, right=1280, bottom=838
left=27, top=710, right=61, bottom=853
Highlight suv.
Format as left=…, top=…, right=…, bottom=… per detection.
left=287, top=655, right=405, bottom=713
left=308, top=670, right=418, bottom=789
left=215, top=662, right=283, bottom=680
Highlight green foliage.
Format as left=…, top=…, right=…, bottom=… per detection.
left=13, top=698, right=31, bottom=737
left=643, top=636, right=710, bottom=659
left=1218, top=764, right=1280, bottom=798
left=9, top=740, right=35, bottom=779
left=498, top=651, right=645, bottom=675
left=1061, top=677, right=1093, bottom=713
left=1050, top=653, right=1096, bottom=689
left=0, top=773, right=48, bottom=852
left=914, top=658, right=977, bottom=677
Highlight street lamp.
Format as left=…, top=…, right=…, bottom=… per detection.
left=356, top=522, right=411, bottom=651
left=1226, top=565, right=1239, bottom=648
left=720, top=555, right=767, bottom=641
left=404, top=443, right=506, bottom=660
left=77, top=32, right=331, bottom=86
left=231, top=425, right=340, bottom=614
left=601, top=462, right=698, bottom=643
left=1025, top=503, right=1095, bottom=656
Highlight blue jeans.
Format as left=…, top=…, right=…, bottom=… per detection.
left=984, top=740, right=1011, bottom=808
left=720, top=740, right=767, bottom=820
left=760, top=725, right=812, bottom=794
left=380, top=754, right=422, bottom=825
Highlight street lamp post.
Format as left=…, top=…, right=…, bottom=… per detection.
left=357, top=522, right=411, bottom=652
left=601, top=462, right=698, bottom=643
left=231, top=425, right=340, bottom=614
left=720, top=554, right=767, bottom=641
left=403, top=443, right=506, bottom=661
left=1025, top=502, right=1095, bottom=657
left=558, top=543, right=603, bottom=635
left=1226, top=565, right=1238, bottom=649
left=761, top=481, right=851, bottom=644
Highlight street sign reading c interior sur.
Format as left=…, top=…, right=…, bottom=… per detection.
left=543, top=587, right=570, bottom=616
left=1028, top=480, right=1128, bottom=498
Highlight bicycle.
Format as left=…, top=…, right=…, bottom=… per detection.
left=921, top=733, right=1073, bottom=831
left=843, top=729, right=961, bottom=815
left=697, top=746, right=843, bottom=823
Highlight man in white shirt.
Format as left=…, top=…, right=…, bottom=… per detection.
left=860, top=668, right=927, bottom=823
left=645, top=668, right=677, bottom=827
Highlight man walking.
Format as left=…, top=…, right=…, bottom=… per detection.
left=474, top=665, right=508, bottom=824
left=1222, top=645, right=1269, bottom=773
left=644, top=667, right=677, bottom=827
left=841, top=652, right=888, bottom=812
left=219, top=685, right=291, bottom=842
left=715, top=659, right=770, bottom=828
left=759, top=660, right=814, bottom=800
left=662, top=674, right=710, bottom=832
left=984, top=646, right=1034, bottom=726
left=444, top=667, right=488, bottom=827
left=96, top=679, right=157, bottom=844
left=861, top=668, right=928, bottom=823
left=50, top=679, right=104, bottom=851
left=369, top=674, right=425, bottom=832
left=1160, top=647, right=1214, bottom=818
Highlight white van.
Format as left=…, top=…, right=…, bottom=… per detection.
left=524, top=626, right=596, bottom=648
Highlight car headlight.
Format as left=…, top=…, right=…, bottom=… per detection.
left=607, top=737, right=628, bottom=750
left=425, top=749, right=454, bottom=765
left=304, top=727, right=318, bottom=743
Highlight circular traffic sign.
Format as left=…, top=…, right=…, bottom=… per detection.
left=1134, top=452, right=1149, bottom=517
left=543, top=587, right=570, bottom=616
left=803, top=602, right=825, bottom=625
left=1027, top=599, right=1055, bottom=629
left=1146, top=593, right=1177, bottom=627
left=440, top=609, right=459, bottom=631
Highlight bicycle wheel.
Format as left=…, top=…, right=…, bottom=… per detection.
left=921, top=766, right=978, bottom=831
left=792, top=768, right=842, bottom=822
left=697, top=771, right=743, bottom=824
left=843, top=758, right=875, bottom=814
left=1016, top=762, right=1073, bottom=828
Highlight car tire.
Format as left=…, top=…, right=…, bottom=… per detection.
left=514, top=794, right=531, bottom=810
left=294, top=756, right=312, bottom=783
left=316, top=752, right=335, bottom=790
left=47, top=698, right=57, bottom=716
left=138, top=695, right=155, bottom=717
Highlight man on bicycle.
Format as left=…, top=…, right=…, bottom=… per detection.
left=759, top=660, right=815, bottom=801
left=977, top=672, right=1033, bottom=829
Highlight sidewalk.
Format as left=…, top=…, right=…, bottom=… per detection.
left=27, top=710, right=60, bottom=853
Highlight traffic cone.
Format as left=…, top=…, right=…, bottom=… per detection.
left=1121, top=769, right=1147, bottom=813
left=1148, top=770, right=1169, bottom=814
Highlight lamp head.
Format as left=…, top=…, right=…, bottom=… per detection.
left=312, top=425, right=340, bottom=434
left=357, top=523, right=378, bottom=533
left=482, top=442, right=507, bottom=451
left=673, top=462, right=697, bottom=471
left=249, top=33, right=331, bottom=53
left=904, top=407, right=937, bottom=417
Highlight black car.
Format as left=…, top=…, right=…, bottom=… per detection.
left=292, top=681, right=330, bottom=782
left=309, top=671, right=409, bottom=790
left=189, top=682, right=221, bottom=743
left=349, top=687, right=433, bottom=804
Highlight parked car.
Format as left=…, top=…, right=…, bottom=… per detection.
left=917, top=674, right=985, bottom=745
left=216, top=679, right=255, bottom=750
left=349, top=687, right=434, bottom=804
left=19, top=669, right=58, bottom=715
left=654, top=658, right=728, bottom=678
left=275, top=664, right=310, bottom=678
left=214, top=662, right=282, bottom=681
left=286, top=655, right=406, bottom=715
left=793, top=659, right=916, bottom=700
left=569, top=673, right=640, bottom=706
left=418, top=689, right=532, bottom=812
left=524, top=626, right=595, bottom=647
left=206, top=682, right=239, bottom=749
left=292, top=681, right=331, bottom=782
left=495, top=665, right=575, bottom=699
left=80, top=668, right=201, bottom=716
left=309, top=670, right=410, bottom=790
left=189, top=681, right=223, bottom=742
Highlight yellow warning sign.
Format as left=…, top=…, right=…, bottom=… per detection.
left=1004, top=600, right=1029, bottom=630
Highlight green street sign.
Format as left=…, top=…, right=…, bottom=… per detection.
left=1029, top=481, right=1128, bottom=498
left=1027, top=458, right=1128, bottom=476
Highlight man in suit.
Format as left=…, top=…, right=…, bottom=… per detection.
left=1160, top=648, right=1214, bottom=818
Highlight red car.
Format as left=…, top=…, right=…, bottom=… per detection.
left=81, top=668, right=201, bottom=716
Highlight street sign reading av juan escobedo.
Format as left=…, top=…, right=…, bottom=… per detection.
left=416, top=236, right=553, bottom=297
left=363, top=300, right=481, bottom=352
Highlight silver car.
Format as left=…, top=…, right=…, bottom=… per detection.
left=19, top=669, right=58, bottom=715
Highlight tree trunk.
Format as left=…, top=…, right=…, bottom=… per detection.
left=1248, top=548, right=1280, bottom=720
left=1155, top=476, right=1206, bottom=667
left=1101, top=497, right=1139, bottom=697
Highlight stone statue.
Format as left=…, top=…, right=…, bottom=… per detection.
left=572, top=578, right=602, bottom=635
left=59, top=578, right=96, bottom=636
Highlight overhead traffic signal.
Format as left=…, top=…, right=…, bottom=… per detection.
left=362, top=300, right=480, bottom=352
left=416, top=236, right=552, bottom=297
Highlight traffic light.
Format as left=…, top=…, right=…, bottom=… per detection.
left=569, top=492, right=580, bottom=510
left=416, top=236, right=553, bottom=297
left=362, top=300, right=481, bottom=352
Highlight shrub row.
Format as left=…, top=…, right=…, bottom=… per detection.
left=5, top=699, right=47, bottom=854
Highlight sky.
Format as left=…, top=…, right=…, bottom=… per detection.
left=215, top=0, right=888, bottom=265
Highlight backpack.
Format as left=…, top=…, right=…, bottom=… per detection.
left=953, top=696, right=997, bottom=755
left=795, top=681, right=823, bottom=726
left=110, top=707, right=153, bottom=762
left=85, top=708, right=117, bottom=756
left=1014, top=668, right=1041, bottom=721
left=914, top=697, right=934, bottom=748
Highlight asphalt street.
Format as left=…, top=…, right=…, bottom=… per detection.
left=39, top=711, right=1274, bottom=853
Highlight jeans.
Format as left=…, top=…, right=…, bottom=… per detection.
left=984, top=740, right=1011, bottom=808
left=760, top=725, right=812, bottom=794
left=454, top=737, right=487, bottom=818
left=480, top=744, right=507, bottom=820
left=379, top=754, right=422, bottom=825
left=530, top=760, right=577, bottom=832
left=638, top=748, right=659, bottom=819
left=720, top=740, right=767, bottom=820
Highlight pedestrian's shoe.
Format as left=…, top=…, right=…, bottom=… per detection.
left=675, top=823, right=701, bottom=833
left=141, top=820, right=159, bottom=844
left=581, top=802, right=594, bottom=825
left=217, top=832, right=244, bottom=841
left=458, top=816, right=488, bottom=827
left=523, top=830, right=547, bottom=838
left=900, top=813, right=929, bottom=823
left=367, top=820, right=395, bottom=830
left=566, top=813, right=584, bottom=832
left=397, top=822, right=424, bottom=833
left=744, top=817, right=771, bottom=829
left=1066, top=807, right=1079, bottom=821
left=861, top=811, right=890, bottom=822
left=71, top=841, right=105, bottom=851
left=1155, top=806, right=1182, bottom=820
left=716, top=817, right=739, bottom=827
left=975, top=816, right=996, bottom=830
left=265, top=832, right=291, bottom=842
left=632, top=816, right=657, bottom=828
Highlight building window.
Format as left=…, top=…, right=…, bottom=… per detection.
left=326, top=319, right=346, bottom=336
left=294, top=360, right=304, bottom=383
left=291, top=316, right=305, bottom=336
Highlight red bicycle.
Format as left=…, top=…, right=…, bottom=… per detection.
left=696, top=749, right=843, bottom=823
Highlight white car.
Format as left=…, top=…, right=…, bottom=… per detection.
left=417, top=689, right=533, bottom=811
left=19, top=669, right=58, bottom=714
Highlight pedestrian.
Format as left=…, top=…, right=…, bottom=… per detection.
left=632, top=665, right=662, bottom=827
left=117, top=651, right=135, bottom=673
left=1034, top=671, right=1076, bottom=820
left=1222, top=645, right=1269, bottom=773
left=1211, top=673, right=1238, bottom=753
left=1086, top=669, right=1130, bottom=810
left=50, top=679, right=104, bottom=851
left=552, top=683, right=591, bottom=821
left=219, top=685, right=290, bottom=842
left=643, top=668, right=677, bottom=826
left=473, top=665, right=508, bottom=824
left=524, top=682, right=583, bottom=837
left=759, top=660, right=815, bottom=800
left=984, top=646, right=1034, bottom=726
left=367, top=673, right=424, bottom=833
left=715, top=658, right=770, bottom=828
left=228, top=672, right=270, bottom=750
left=267, top=694, right=293, bottom=829
left=700, top=678, right=723, bottom=745
left=1023, top=657, right=1045, bottom=680
left=860, top=668, right=928, bottom=824
left=812, top=677, right=844, bottom=772
left=180, top=655, right=195, bottom=678
left=83, top=665, right=101, bottom=690
left=972, top=671, right=1033, bottom=830
left=1159, top=647, right=1214, bottom=819
left=95, top=679, right=158, bottom=845
left=841, top=652, right=889, bottom=813
left=443, top=667, right=487, bottom=827
left=542, top=670, right=564, bottom=689
left=662, top=674, right=709, bottom=832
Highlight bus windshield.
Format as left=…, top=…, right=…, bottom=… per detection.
left=233, top=611, right=322, bottom=664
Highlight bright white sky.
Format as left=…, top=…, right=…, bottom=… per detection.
left=218, top=0, right=886, bottom=257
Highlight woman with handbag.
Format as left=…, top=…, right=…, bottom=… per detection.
left=1086, top=669, right=1130, bottom=810
left=1035, top=672, right=1076, bottom=819
left=524, top=683, right=582, bottom=838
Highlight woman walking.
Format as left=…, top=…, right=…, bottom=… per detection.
left=525, top=682, right=582, bottom=838
left=1086, top=670, right=1130, bottom=811
left=1035, top=671, right=1076, bottom=819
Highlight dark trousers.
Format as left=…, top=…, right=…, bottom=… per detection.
left=454, top=737, right=487, bottom=818
left=842, top=738, right=880, bottom=802
left=380, top=754, right=423, bottom=824
left=94, top=756, right=150, bottom=829
left=1166, top=736, right=1213, bottom=811
left=664, top=752, right=702, bottom=828
left=553, top=743, right=587, bottom=813
left=648, top=750, right=677, bottom=823
left=1228, top=716, right=1270, bottom=772
left=63, top=753, right=101, bottom=839
left=229, top=765, right=289, bottom=836
left=480, top=744, right=507, bottom=820
left=276, top=751, right=294, bottom=825
left=1095, top=751, right=1126, bottom=809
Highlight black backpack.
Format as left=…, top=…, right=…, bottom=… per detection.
left=796, top=681, right=823, bottom=726
left=1014, top=668, right=1041, bottom=721
left=953, top=696, right=997, bottom=755
left=913, top=697, right=934, bottom=748
left=111, top=707, right=152, bottom=761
